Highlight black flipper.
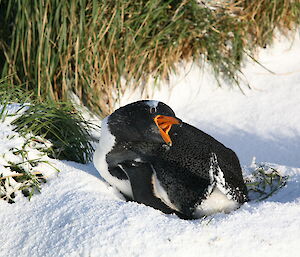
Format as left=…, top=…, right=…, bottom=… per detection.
left=118, top=161, right=176, bottom=214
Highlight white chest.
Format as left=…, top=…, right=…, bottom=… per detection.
left=93, top=117, right=133, bottom=198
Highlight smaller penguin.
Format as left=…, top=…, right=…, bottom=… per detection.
left=93, top=100, right=248, bottom=219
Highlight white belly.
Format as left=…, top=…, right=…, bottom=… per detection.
left=193, top=187, right=239, bottom=217
left=93, top=116, right=133, bottom=198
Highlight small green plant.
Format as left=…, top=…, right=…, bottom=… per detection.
left=245, top=162, right=288, bottom=202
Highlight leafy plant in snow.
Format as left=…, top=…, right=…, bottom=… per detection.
left=0, top=79, right=97, bottom=203
left=245, top=161, right=288, bottom=202
left=0, top=136, right=58, bottom=203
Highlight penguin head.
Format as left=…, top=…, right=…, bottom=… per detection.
left=107, top=100, right=181, bottom=146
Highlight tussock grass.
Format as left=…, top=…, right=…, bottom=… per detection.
left=237, top=0, right=300, bottom=47
left=1, top=0, right=299, bottom=116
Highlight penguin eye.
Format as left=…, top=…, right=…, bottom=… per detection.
left=150, top=107, right=156, bottom=114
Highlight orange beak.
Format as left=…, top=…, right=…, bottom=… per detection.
left=154, top=115, right=181, bottom=146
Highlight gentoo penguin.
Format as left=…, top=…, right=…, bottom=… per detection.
left=93, top=100, right=248, bottom=219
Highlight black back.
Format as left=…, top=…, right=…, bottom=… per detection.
left=156, top=122, right=248, bottom=205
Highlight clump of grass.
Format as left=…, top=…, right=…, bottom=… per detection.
left=12, top=102, right=96, bottom=164
left=0, top=79, right=97, bottom=203
left=1, top=78, right=96, bottom=164
left=1, top=0, right=299, bottom=116
left=245, top=162, right=288, bottom=202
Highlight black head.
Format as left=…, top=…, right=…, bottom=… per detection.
left=107, top=100, right=181, bottom=145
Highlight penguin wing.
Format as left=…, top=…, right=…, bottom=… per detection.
left=212, top=149, right=248, bottom=203
left=105, top=142, right=144, bottom=181
left=106, top=145, right=141, bottom=167
left=118, top=161, right=176, bottom=214
left=151, top=159, right=211, bottom=218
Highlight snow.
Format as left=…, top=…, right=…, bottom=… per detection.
left=1, top=33, right=300, bottom=256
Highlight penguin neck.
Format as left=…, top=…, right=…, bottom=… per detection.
left=93, top=116, right=115, bottom=173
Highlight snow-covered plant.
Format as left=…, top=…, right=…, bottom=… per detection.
left=0, top=80, right=96, bottom=203
left=245, top=161, right=288, bottom=202
left=0, top=136, right=58, bottom=203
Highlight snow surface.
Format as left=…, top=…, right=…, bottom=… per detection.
left=1, top=33, right=300, bottom=257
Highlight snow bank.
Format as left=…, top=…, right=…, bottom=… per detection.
left=1, top=33, right=300, bottom=256
left=1, top=160, right=299, bottom=257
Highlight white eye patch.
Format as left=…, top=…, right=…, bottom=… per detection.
left=150, top=107, right=156, bottom=114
